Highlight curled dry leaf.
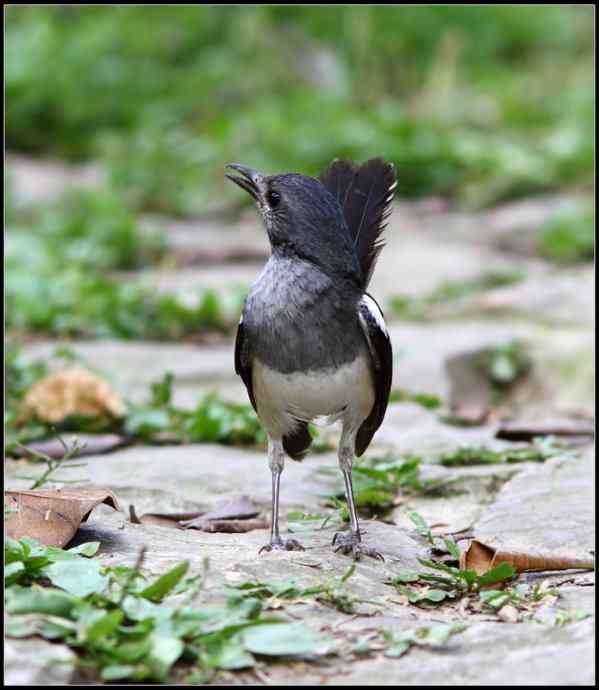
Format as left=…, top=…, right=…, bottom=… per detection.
left=460, top=539, right=594, bottom=590
left=496, top=418, right=594, bottom=442
left=128, top=495, right=266, bottom=533
left=128, top=505, right=202, bottom=529
left=19, top=367, right=127, bottom=423
left=5, top=487, right=121, bottom=547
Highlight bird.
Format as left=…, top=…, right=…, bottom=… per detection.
left=224, top=158, right=396, bottom=560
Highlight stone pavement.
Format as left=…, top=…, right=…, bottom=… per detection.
left=5, top=156, right=595, bottom=684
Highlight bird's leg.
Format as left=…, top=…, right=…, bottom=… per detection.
left=332, top=433, right=384, bottom=561
left=259, top=438, right=304, bottom=554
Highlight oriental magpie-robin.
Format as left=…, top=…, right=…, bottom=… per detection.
left=225, top=159, right=396, bottom=560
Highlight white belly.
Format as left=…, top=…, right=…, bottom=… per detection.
left=252, top=356, right=375, bottom=439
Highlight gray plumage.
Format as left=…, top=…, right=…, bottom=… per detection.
left=225, top=159, right=396, bottom=560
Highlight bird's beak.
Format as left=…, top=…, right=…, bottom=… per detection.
left=225, top=163, right=262, bottom=201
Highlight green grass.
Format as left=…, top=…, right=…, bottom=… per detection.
left=5, top=6, right=594, bottom=213
left=5, top=189, right=245, bottom=339
left=539, top=204, right=594, bottom=263
left=389, top=269, right=525, bottom=320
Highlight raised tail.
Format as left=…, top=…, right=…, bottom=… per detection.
left=319, top=158, right=397, bottom=288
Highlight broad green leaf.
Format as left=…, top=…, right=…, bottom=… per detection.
left=479, top=590, right=511, bottom=608
left=5, top=537, right=25, bottom=564
left=86, top=609, right=124, bottom=644
left=43, top=558, right=108, bottom=597
left=206, top=637, right=256, bottom=670
left=6, top=585, right=78, bottom=618
left=101, top=665, right=136, bottom=681
left=43, top=542, right=101, bottom=561
left=147, top=619, right=185, bottom=681
left=424, top=589, right=450, bottom=603
left=241, top=622, right=335, bottom=657
left=417, top=623, right=465, bottom=646
left=140, top=561, right=189, bottom=602
left=384, top=640, right=411, bottom=657
left=5, top=561, right=25, bottom=585
left=477, top=562, right=515, bottom=587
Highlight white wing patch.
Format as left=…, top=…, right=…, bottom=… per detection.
left=361, top=294, right=388, bottom=336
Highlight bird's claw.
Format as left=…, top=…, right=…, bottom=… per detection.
left=332, top=531, right=384, bottom=561
left=259, top=537, right=305, bottom=554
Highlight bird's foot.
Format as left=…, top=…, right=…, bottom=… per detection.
left=259, top=536, right=305, bottom=554
left=332, top=531, right=384, bottom=561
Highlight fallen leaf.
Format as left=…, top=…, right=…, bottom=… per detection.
left=460, top=539, right=594, bottom=589
left=180, top=495, right=261, bottom=531
left=5, top=487, right=121, bottom=547
left=128, top=495, right=266, bottom=533
left=496, top=418, right=594, bottom=442
left=128, top=505, right=201, bottom=529
left=19, top=367, right=127, bottom=423
left=201, top=516, right=269, bottom=533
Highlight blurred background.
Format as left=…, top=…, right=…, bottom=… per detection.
left=5, top=5, right=595, bottom=450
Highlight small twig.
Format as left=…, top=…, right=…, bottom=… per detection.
left=17, top=433, right=87, bottom=489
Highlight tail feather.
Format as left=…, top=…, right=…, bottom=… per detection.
left=319, top=158, right=397, bottom=287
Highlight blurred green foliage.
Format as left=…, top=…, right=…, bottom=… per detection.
left=5, top=191, right=245, bottom=339
left=5, top=5, right=594, bottom=213
left=539, top=204, right=595, bottom=263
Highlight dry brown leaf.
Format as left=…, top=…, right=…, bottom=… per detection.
left=128, top=495, right=265, bottom=533
left=179, top=495, right=261, bottom=530
left=460, top=538, right=594, bottom=588
left=19, top=367, right=127, bottom=423
left=128, top=505, right=202, bottom=529
left=496, top=418, right=594, bottom=441
left=5, top=487, right=121, bottom=547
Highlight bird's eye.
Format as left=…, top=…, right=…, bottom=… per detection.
left=266, top=190, right=281, bottom=208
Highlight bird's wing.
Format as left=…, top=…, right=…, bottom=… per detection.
left=355, top=293, right=393, bottom=456
left=234, top=316, right=257, bottom=412
left=235, top=315, right=312, bottom=461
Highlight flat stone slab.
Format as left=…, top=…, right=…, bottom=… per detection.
left=473, top=445, right=595, bottom=561
left=4, top=637, right=77, bottom=685
left=321, top=617, right=594, bottom=686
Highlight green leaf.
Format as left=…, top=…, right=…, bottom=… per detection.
left=86, top=609, right=124, bottom=644
left=206, top=637, right=256, bottom=670
left=101, top=665, right=136, bottom=681
left=477, top=562, right=515, bottom=587
left=443, top=538, right=461, bottom=559
left=5, top=586, right=78, bottom=618
left=146, top=619, right=185, bottom=681
left=417, top=623, right=465, bottom=646
left=479, top=590, right=511, bottom=608
left=140, top=561, right=190, bottom=603
left=424, top=589, right=450, bottom=603
left=43, top=558, right=108, bottom=597
left=241, top=622, right=335, bottom=657
left=5, top=561, right=25, bottom=585
left=384, top=640, right=411, bottom=657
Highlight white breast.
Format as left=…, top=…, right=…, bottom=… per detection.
left=252, top=356, right=375, bottom=439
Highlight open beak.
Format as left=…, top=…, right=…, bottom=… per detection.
left=225, top=163, right=261, bottom=201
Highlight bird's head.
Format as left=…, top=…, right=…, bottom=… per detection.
left=225, top=163, right=360, bottom=279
